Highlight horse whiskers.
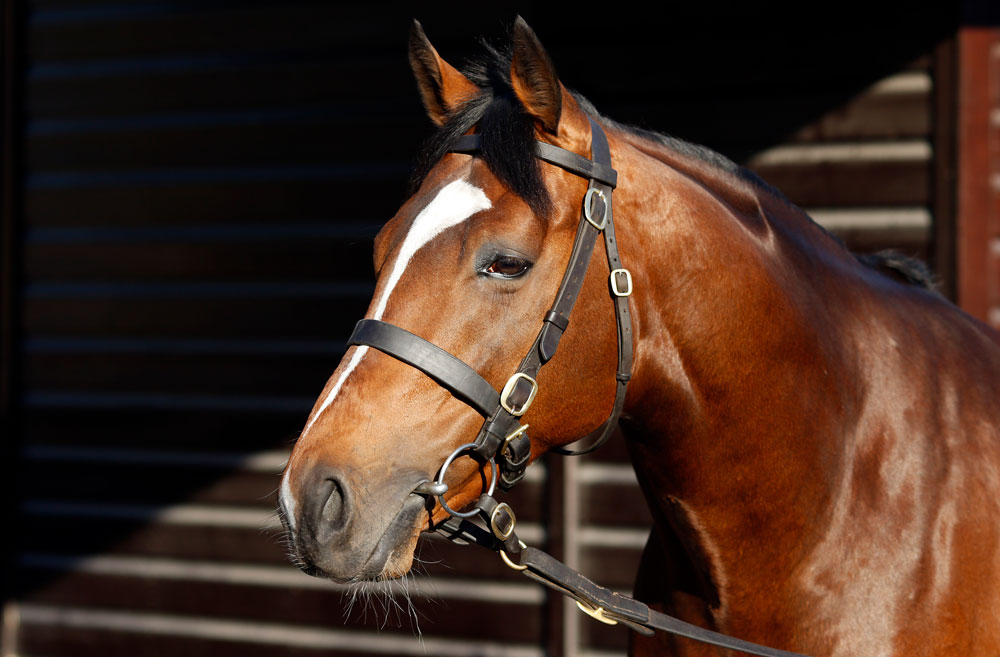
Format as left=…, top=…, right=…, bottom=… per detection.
left=341, top=572, right=425, bottom=640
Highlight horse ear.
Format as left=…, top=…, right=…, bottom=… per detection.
left=510, top=16, right=589, bottom=141
left=409, top=20, right=479, bottom=126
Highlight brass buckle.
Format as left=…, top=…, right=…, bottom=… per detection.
left=576, top=600, right=619, bottom=626
left=489, top=502, right=516, bottom=541
left=501, top=424, right=529, bottom=460
left=500, top=373, right=538, bottom=417
left=584, top=188, right=608, bottom=230
left=610, top=268, right=632, bottom=297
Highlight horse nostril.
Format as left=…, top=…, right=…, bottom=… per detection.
left=304, top=472, right=351, bottom=546
left=319, top=477, right=348, bottom=531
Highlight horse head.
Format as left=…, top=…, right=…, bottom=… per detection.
left=280, top=18, right=625, bottom=583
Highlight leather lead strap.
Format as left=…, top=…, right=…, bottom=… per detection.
left=517, top=547, right=808, bottom=657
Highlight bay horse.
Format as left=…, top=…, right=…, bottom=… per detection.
left=279, top=18, right=1000, bottom=657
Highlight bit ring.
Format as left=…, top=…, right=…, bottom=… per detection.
left=435, top=442, right=497, bottom=518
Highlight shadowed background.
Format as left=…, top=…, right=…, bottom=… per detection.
left=1, top=2, right=997, bottom=657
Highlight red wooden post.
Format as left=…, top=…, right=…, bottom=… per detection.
left=956, top=27, right=1000, bottom=329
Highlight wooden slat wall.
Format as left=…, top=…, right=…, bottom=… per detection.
left=11, top=3, right=550, bottom=657
left=750, top=66, right=933, bottom=262
left=956, top=27, right=1000, bottom=330
left=3, top=3, right=955, bottom=657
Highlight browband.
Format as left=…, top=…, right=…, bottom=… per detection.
left=450, top=134, right=618, bottom=188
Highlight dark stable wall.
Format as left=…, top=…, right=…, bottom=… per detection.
left=2, top=2, right=957, bottom=656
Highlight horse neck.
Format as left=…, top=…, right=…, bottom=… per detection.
left=609, top=128, right=861, bottom=580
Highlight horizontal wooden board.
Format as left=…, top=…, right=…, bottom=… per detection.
left=829, top=226, right=930, bottom=261
left=22, top=408, right=305, bottom=450
left=581, top=615, right=633, bottom=653
left=19, top=465, right=281, bottom=507
left=25, top=177, right=408, bottom=227
left=19, top=514, right=292, bottom=564
left=25, top=234, right=378, bottom=282
left=750, top=159, right=930, bottom=207
left=26, top=56, right=420, bottom=118
left=18, top=567, right=545, bottom=643
left=26, top=113, right=426, bottom=172
left=24, top=295, right=368, bottom=338
left=15, top=606, right=545, bottom=657
left=24, top=350, right=341, bottom=396
left=581, top=482, right=650, bottom=527
left=28, top=4, right=398, bottom=62
left=26, top=3, right=525, bottom=63
left=603, top=95, right=927, bottom=159
left=790, top=80, right=930, bottom=142
left=579, top=545, right=646, bottom=592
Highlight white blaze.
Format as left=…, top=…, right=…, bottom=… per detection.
left=300, top=179, right=492, bottom=439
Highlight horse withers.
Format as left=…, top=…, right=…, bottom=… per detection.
left=279, top=18, right=1000, bottom=657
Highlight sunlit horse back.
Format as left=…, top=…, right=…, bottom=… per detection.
left=280, top=18, right=1000, bottom=657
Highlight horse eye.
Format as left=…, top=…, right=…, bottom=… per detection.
left=484, top=255, right=531, bottom=278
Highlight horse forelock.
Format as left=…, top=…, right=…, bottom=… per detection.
left=409, top=42, right=552, bottom=217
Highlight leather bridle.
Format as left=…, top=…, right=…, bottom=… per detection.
left=346, top=118, right=809, bottom=657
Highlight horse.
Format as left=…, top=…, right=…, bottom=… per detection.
left=279, top=17, right=1000, bottom=657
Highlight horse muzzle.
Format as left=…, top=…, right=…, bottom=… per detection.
left=280, top=464, right=428, bottom=582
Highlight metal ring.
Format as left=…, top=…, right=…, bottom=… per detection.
left=500, top=540, right=528, bottom=571
left=434, top=442, right=498, bottom=518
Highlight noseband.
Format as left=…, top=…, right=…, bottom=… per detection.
left=346, top=119, right=808, bottom=657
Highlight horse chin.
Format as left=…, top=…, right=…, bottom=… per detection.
left=378, top=515, right=424, bottom=579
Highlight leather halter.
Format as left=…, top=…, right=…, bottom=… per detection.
left=346, top=119, right=808, bottom=657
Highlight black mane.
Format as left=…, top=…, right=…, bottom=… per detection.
left=409, top=40, right=936, bottom=291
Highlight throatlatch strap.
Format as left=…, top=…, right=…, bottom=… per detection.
left=552, top=119, right=632, bottom=456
